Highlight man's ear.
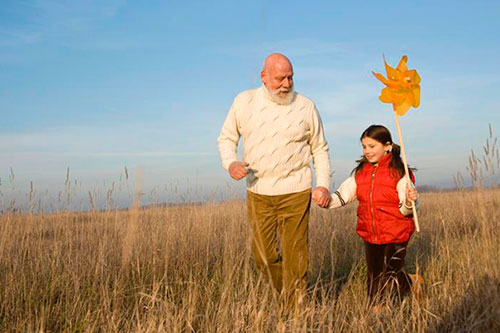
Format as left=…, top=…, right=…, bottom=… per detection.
left=260, top=71, right=267, bottom=85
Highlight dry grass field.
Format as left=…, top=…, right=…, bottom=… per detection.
left=0, top=187, right=499, bottom=332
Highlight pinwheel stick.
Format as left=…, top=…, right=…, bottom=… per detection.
left=393, top=112, right=420, bottom=232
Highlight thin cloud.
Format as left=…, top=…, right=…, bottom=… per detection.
left=1, top=151, right=216, bottom=158
left=217, top=39, right=355, bottom=59
left=0, top=0, right=135, bottom=52
left=32, top=0, right=124, bottom=29
left=0, top=124, right=217, bottom=157
left=67, top=151, right=216, bottom=158
left=61, top=37, right=152, bottom=51
left=0, top=28, right=41, bottom=47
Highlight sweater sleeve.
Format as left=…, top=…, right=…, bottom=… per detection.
left=217, top=100, right=241, bottom=171
left=308, top=104, right=331, bottom=190
left=397, top=177, right=420, bottom=216
left=328, top=176, right=357, bottom=209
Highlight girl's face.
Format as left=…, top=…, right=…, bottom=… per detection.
left=361, top=137, right=391, bottom=164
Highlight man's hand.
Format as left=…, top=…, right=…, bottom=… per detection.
left=228, top=161, right=249, bottom=180
left=312, top=186, right=331, bottom=208
left=405, top=183, right=418, bottom=206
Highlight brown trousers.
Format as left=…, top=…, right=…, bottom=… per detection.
left=364, top=242, right=412, bottom=302
left=246, top=189, right=311, bottom=300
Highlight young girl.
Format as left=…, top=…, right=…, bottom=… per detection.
left=328, top=124, right=420, bottom=303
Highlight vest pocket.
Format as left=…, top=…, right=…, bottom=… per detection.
left=376, top=207, right=411, bottom=242
left=356, top=204, right=370, bottom=237
left=376, top=206, right=402, bottom=219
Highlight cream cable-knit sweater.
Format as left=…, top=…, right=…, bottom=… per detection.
left=217, top=86, right=331, bottom=195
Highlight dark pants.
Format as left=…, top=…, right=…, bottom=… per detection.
left=364, top=242, right=411, bottom=302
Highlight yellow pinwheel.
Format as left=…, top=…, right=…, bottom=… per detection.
left=372, top=55, right=421, bottom=116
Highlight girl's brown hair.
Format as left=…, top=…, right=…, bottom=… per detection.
left=351, top=124, right=415, bottom=179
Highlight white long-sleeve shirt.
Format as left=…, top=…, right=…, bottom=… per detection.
left=328, top=176, right=419, bottom=216
left=217, top=86, right=331, bottom=195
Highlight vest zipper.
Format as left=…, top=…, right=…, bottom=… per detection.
left=370, top=167, right=378, bottom=243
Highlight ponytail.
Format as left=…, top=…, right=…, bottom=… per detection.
left=391, top=143, right=401, bottom=158
left=390, top=142, right=416, bottom=179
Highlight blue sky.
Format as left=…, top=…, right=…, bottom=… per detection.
left=1, top=1, right=499, bottom=210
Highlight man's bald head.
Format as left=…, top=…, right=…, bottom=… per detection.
left=260, top=53, right=295, bottom=104
left=262, top=53, right=293, bottom=73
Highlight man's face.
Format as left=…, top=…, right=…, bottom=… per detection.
left=261, top=63, right=294, bottom=98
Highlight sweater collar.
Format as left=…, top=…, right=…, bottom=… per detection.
left=260, top=85, right=274, bottom=103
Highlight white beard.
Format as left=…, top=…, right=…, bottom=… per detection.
left=263, top=84, right=296, bottom=105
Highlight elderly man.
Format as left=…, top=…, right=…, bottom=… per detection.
left=217, top=53, right=331, bottom=303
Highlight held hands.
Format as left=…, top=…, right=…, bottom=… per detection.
left=405, top=183, right=418, bottom=207
left=312, top=186, right=331, bottom=208
left=228, top=161, right=249, bottom=180
left=228, top=161, right=333, bottom=210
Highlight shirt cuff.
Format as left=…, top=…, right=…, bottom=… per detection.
left=222, top=158, right=238, bottom=171
left=315, top=176, right=331, bottom=191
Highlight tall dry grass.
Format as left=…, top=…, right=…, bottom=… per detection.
left=454, top=123, right=500, bottom=189
left=1, top=125, right=499, bottom=331
left=0, top=188, right=499, bottom=332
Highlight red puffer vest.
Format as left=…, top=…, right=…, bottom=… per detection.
left=354, top=153, right=415, bottom=244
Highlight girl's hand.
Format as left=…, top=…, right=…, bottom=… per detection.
left=405, top=183, right=418, bottom=205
